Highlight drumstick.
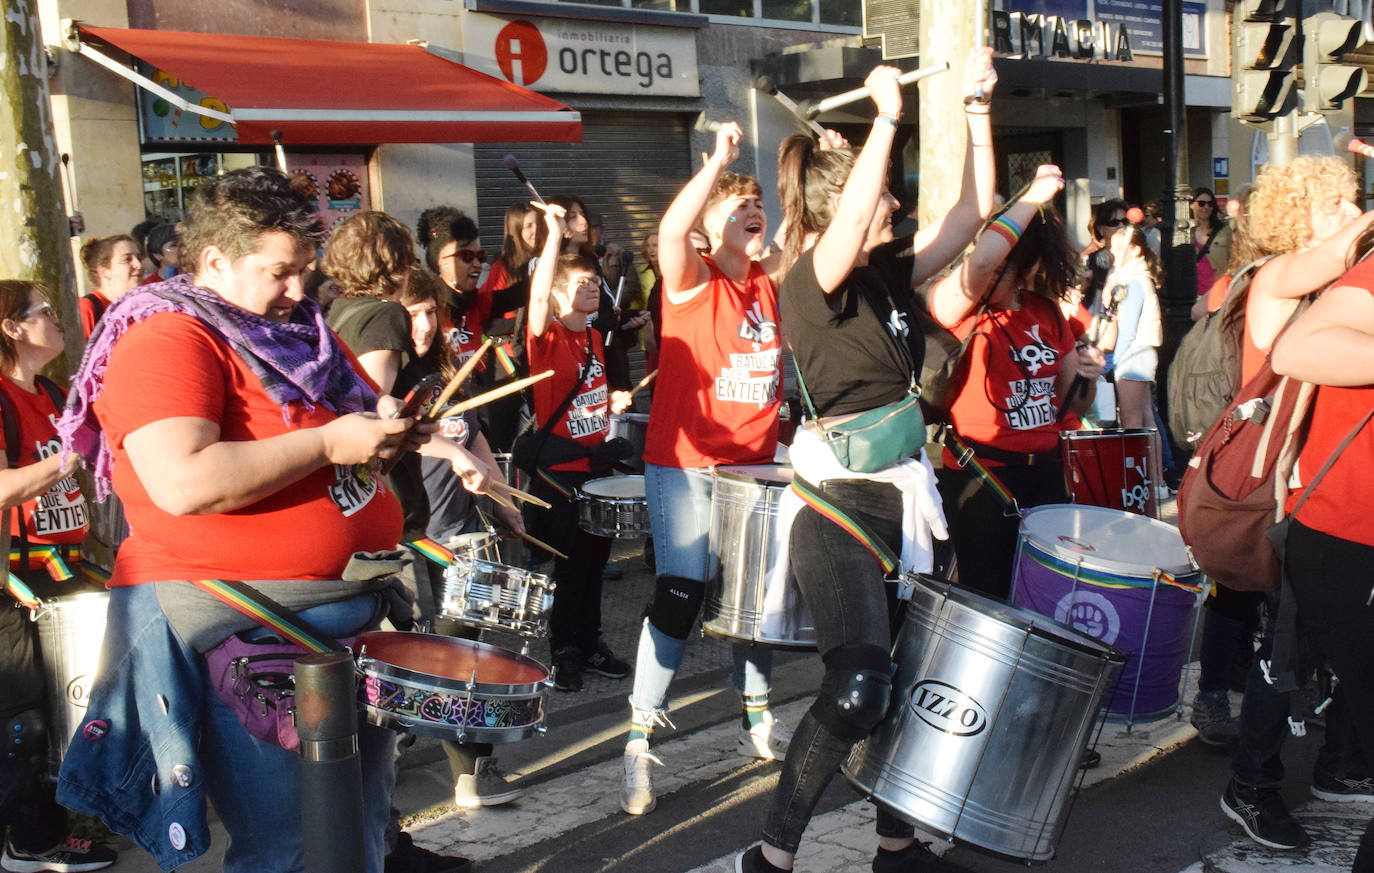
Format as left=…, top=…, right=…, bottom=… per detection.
left=425, top=339, right=494, bottom=420
left=486, top=489, right=518, bottom=512
left=490, top=478, right=551, bottom=509
left=518, top=529, right=569, bottom=561
left=439, top=370, right=554, bottom=418
left=627, top=370, right=658, bottom=400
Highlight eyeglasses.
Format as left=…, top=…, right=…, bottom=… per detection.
left=1192, top=199, right=1215, bottom=207
left=449, top=249, right=487, bottom=265
left=21, top=301, right=56, bottom=321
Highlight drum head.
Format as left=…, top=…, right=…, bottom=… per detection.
left=1020, top=505, right=1195, bottom=577
left=611, top=413, right=650, bottom=425
left=581, top=475, right=645, bottom=499
left=715, top=464, right=794, bottom=486
left=356, top=632, right=547, bottom=684
left=1060, top=428, right=1158, bottom=443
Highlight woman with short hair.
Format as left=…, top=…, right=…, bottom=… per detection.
left=77, top=234, right=141, bottom=337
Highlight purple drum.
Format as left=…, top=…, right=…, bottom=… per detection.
left=1011, top=505, right=1203, bottom=722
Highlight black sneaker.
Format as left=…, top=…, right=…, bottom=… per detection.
left=2, top=836, right=116, bottom=873
left=735, top=844, right=789, bottom=873
left=384, top=832, right=471, bottom=873
left=1220, top=779, right=1312, bottom=850
left=1191, top=690, right=1239, bottom=747
left=1312, top=770, right=1374, bottom=804
left=873, top=840, right=971, bottom=872
left=553, top=646, right=585, bottom=692
left=584, top=641, right=630, bottom=678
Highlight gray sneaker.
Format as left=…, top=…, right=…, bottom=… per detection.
left=621, top=738, right=662, bottom=815
left=1191, top=689, right=1239, bottom=747
left=454, top=756, right=523, bottom=808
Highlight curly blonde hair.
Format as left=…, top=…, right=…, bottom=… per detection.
left=1248, top=156, right=1356, bottom=255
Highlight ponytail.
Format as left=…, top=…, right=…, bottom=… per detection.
left=776, top=135, right=856, bottom=273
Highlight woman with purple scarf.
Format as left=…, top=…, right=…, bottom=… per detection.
left=54, top=167, right=421, bottom=873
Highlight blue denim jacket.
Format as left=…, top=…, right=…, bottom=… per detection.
left=57, top=583, right=211, bottom=870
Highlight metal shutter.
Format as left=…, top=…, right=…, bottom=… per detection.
left=475, top=111, right=693, bottom=253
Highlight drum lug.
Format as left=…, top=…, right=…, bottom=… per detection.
left=535, top=724, right=547, bottom=735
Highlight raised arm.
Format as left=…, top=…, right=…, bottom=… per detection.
left=527, top=203, right=568, bottom=339
left=810, top=67, right=904, bottom=294
left=1271, top=281, right=1374, bottom=386
left=909, top=47, right=1000, bottom=287
left=928, top=164, right=1065, bottom=328
left=660, top=123, right=741, bottom=304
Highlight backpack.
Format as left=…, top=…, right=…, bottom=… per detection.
left=1167, top=256, right=1272, bottom=446
left=1176, top=356, right=1312, bottom=592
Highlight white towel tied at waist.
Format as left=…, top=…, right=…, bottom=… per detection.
left=763, top=428, right=948, bottom=615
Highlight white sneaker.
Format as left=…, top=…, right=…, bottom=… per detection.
left=738, top=710, right=792, bottom=761
left=621, top=738, right=663, bottom=815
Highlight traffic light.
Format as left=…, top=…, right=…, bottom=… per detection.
left=1232, top=0, right=1299, bottom=122
left=1303, top=10, right=1369, bottom=113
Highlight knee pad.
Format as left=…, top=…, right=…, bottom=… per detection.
left=646, top=575, right=705, bottom=640
left=809, top=644, right=893, bottom=743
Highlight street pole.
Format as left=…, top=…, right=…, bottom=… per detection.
left=1159, top=0, right=1193, bottom=463
left=918, top=0, right=979, bottom=227
left=1266, top=110, right=1299, bottom=167
left=0, top=0, right=80, bottom=374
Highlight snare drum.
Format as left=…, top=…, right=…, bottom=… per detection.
left=357, top=631, right=550, bottom=744
left=446, top=531, right=499, bottom=563
left=1011, top=504, right=1203, bottom=722
left=577, top=475, right=650, bottom=538
left=1061, top=428, right=1162, bottom=517
left=702, top=465, right=816, bottom=648
left=439, top=557, right=555, bottom=638
left=608, top=413, right=649, bottom=473
left=844, top=574, right=1123, bottom=861
left=34, top=589, right=110, bottom=775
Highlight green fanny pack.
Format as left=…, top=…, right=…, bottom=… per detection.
left=812, top=388, right=926, bottom=474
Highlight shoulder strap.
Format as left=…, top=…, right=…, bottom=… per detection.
left=1197, top=223, right=1225, bottom=261
left=531, top=330, right=595, bottom=447
left=187, top=579, right=347, bottom=654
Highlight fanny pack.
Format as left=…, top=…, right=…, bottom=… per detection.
left=802, top=386, right=926, bottom=474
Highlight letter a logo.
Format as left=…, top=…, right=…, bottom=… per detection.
left=495, top=21, right=548, bottom=86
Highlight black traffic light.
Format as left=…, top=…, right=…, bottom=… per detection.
left=1232, top=0, right=1300, bottom=122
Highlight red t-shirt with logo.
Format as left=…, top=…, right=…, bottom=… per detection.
left=0, top=375, right=89, bottom=552
left=525, top=319, right=609, bottom=473
left=443, top=292, right=492, bottom=372
left=643, top=256, right=781, bottom=469
left=941, top=294, right=1080, bottom=466
left=94, top=313, right=404, bottom=586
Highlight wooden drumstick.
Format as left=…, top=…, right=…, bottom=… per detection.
left=425, top=339, right=494, bottom=420
left=486, top=489, right=518, bottom=512
left=518, top=529, right=569, bottom=560
left=627, top=369, right=658, bottom=400
left=439, top=370, right=554, bottom=418
left=490, top=479, right=551, bottom=509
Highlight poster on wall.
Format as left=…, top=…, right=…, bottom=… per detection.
left=137, top=63, right=237, bottom=145
left=285, top=154, right=370, bottom=232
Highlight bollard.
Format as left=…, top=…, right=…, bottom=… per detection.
left=295, top=651, right=365, bottom=873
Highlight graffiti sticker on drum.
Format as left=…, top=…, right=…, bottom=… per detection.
left=1055, top=536, right=1096, bottom=552
left=908, top=680, right=988, bottom=737
left=1054, top=591, right=1122, bottom=644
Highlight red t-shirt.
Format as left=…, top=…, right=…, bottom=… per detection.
left=94, top=313, right=404, bottom=586
left=0, top=375, right=89, bottom=552
left=443, top=293, right=492, bottom=372
left=78, top=291, right=110, bottom=339
left=643, top=256, right=781, bottom=469
left=1286, top=281, right=1374, bottom=546
left=525, top=319, right=609, bottom=473
left=941, top=294, right=1080, bottom=466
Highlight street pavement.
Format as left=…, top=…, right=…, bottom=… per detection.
left=90, top=494, right=1367, bottom=873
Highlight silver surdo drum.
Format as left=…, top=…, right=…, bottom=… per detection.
left=702, top=464, right=816, bottom=648
left=844, top=574, right=1123, bottom=861
left=34, top=589, right=109, bottom=776
left=577, top=474, right=650, bottom=538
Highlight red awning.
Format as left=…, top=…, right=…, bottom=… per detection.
left=76, top=25, right=581, bottom=146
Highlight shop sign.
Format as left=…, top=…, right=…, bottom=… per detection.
left=137, top=64, right=237, bottom=145
left=462, top=13, right=700, bottom=97
left=996, top=0, right=1207, bottom=60
left=285, top=154, right=371, bottom=233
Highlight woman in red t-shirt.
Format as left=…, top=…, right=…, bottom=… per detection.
left=77, top=234, right=141, bottom=338
left=620, top=123, right=789, bottom=817
left=1270, top=239, right=1374, bottom=873
left=930, top=182, right=1103, bottom=601
left=476, top=201, right=538, bottom=452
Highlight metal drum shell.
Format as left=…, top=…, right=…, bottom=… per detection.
left=357, top=631, right=550, bottom=744
left=702, top=465, right=816, bottom=648
left=34, top=590, right=110, bottom=777
left=608, top=413, right=650, bottom=472
left=439, top=557, right=555, bottom=638
left=577, top=474, right=650, bottom=539
left=844, top=574, right=1123, bottom=862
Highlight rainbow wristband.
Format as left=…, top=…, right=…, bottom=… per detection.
left=987, top=221, right=1018, bottom=246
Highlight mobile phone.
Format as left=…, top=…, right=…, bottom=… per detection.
left=394, top=373, right=442, bottom=419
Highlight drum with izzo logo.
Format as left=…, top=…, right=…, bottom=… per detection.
left=843, top=574, right=1122, bottom=862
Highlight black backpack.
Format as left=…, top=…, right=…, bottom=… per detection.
left=1167, top=256, right=1272, bottom=446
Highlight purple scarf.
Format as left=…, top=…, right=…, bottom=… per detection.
left=57, top=274, right=376, bottom=501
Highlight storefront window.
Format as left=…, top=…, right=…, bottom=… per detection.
left=763, top=0, right=814, bottom=21
left=819, top=0, right=860, bottom=26
left=697, top=0, right=753, bottom=15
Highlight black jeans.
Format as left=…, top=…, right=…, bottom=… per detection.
left=1198, top=586, right=1262, bottom=694
left=761, top=479, right=913, bottom=854
left=526, top=469, right=612, bottom=654
left=937, top=460, right=1067, bottom=600
left=1283, top=520, right=1374, bottom=871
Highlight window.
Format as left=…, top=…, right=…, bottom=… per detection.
left=555, top=0, right=861, bottom=28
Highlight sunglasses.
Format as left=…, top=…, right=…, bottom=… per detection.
left=450, top=249, right=487, bottom=265
left=1192, top=199, right=1215, bottom=207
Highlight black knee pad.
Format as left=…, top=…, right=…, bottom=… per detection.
left=646, top=575, right=705, bottom=640
left=809, top=644, right=894, bottom=743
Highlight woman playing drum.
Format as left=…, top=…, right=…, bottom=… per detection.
left=930, top=184, right=1104, bottom=600
left=739, top=52, right=998, bottom=873
left=55, top=167, right=420, bottom=873
left=620, top=122, right=788, bottom=817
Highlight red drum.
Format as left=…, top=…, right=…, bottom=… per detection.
left=357, top=632, right=550, bottom=744
left=1060, top=428, right=1162, bottom=517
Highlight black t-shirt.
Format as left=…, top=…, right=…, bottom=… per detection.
left=781, top=238, right=926, bottom=418
left=326, top=296, right=414, bottom=382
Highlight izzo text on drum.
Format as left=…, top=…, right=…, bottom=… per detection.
left=362, top=675, right=542, bottom=729
left=908, top=679, right=989, bottom=737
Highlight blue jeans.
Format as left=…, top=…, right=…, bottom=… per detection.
left=630, top=464, right=771, bottom=716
